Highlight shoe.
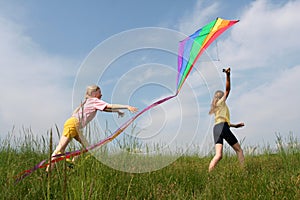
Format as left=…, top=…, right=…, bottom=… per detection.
left=66, top=159, right=75, bottom=169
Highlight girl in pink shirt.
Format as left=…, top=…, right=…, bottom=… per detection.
left=46, top=85, right=138, bottom=171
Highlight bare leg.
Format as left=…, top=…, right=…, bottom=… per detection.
left=74, top=131, right=88, bottom=147
left=46, top=135, right=71, bottom=172
left=209, top=144, right=223, bottom=172
left=71, top=133, right=88, bottom=163
left=232, top=142, right=244, bottom=167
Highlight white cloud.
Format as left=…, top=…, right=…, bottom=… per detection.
left=177, top=1, right=220, bottom=34
left=0, top=16, right=77, bottom=139
left=221, top=0, right=300, bottom=69
left=231, top=65, right=300, bottom=145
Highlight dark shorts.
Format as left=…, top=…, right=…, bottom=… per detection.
left=213, top=122, right=238, bottom=146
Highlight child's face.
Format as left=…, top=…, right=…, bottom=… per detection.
left=96, top=90, right=102, bottom=99
left=94, top=89, right=102, bottom=99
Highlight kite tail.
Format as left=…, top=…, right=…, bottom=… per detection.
left=15, top=93, right=178, bottom=183
left=87, top=93, right=178, bottom=147
left=14, top=160, right=47, bottom=183
left=14, top=150, right=83, bottom=184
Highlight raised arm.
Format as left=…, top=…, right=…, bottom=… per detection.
left=223, top=67, right=231, bottom=100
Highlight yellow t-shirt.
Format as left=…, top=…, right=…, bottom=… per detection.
left=214, top=97, right=230, bottom=125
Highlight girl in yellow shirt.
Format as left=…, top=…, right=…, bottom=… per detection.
left=208, top=68, right=245, bottom=172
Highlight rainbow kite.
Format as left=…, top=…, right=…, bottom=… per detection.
left=177, top=17, right=239, bottom=93
left=15, top=17, right=238, bottom=183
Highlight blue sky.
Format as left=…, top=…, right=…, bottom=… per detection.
left=1, top=0, right=299, bottom=155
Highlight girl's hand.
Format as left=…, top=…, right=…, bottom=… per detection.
left=235, top=122, right=245, bottom=128
left=128, top=106, right=138, bottom=113
left=223, top=67, right=231, bottom=75
left=117, top=110, right=125, bottom=118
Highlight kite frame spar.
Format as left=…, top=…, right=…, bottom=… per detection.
left=15, top=17, right=238, bottom=183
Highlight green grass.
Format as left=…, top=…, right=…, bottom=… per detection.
left=1, top=132, right=300, bottom=200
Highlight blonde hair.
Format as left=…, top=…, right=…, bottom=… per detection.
left=208, top=90, right=224, bottom=115
left=73, top=85, right=101, bottom=114
left=84, top=85, right=101, bottom=99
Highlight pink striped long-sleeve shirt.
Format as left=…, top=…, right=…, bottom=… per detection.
left=72, top=97, right=108, bottom=127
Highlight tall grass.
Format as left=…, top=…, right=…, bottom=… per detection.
left=0, top=128, right=299, bottom=199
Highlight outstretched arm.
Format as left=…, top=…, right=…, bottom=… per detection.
left=104, top=104, right=138, bottom=117
left=105, top=104, right=138, bottom=112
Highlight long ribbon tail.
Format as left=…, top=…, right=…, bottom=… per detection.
left=14, top=149, right=86, bottom=183
left=15, top=93, right=177, bottom=183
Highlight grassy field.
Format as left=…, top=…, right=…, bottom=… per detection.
left=1, top=132, right=299, bottom=200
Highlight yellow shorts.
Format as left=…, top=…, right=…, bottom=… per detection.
left=62, top=117, right=80, bottom=139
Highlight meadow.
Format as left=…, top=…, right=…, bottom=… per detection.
left=0, top=129, right=299, bottom=200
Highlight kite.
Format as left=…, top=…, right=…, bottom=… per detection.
left=15, top=17, right=238, bottom=183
